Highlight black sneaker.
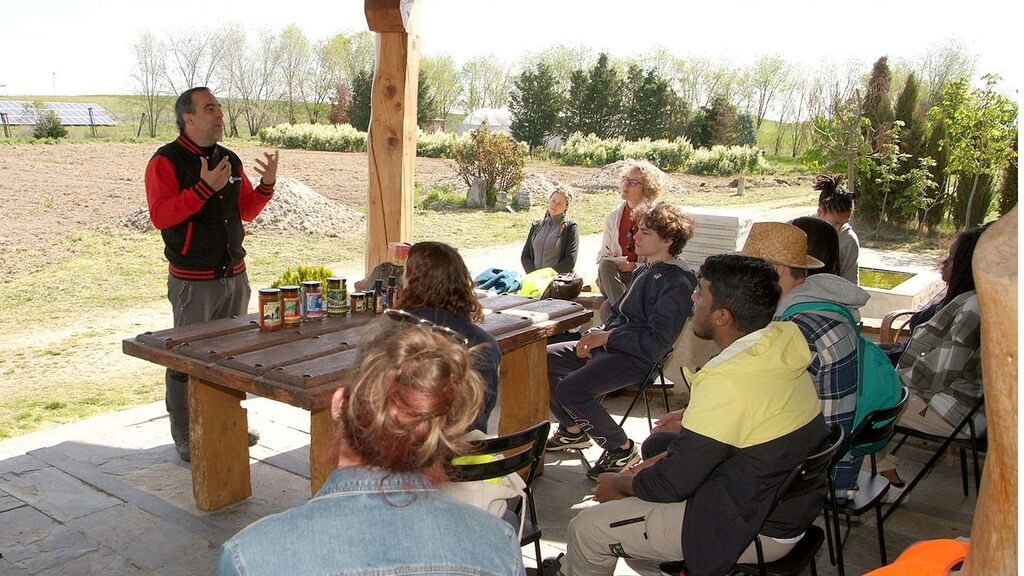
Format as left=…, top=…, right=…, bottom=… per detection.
left=175, top=442, right=191, bottom=463
left=545, top=427, right=593, bottom=451
left=526, top=553, right=564, bottom=576
left=586, top=440, right=641, bottom=479
left=247, top=429, right=260, bottom=447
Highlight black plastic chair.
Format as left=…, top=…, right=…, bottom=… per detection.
left=617, top=349, right=674, bottom=431
left=824, top=386, right=910, bottom=575
left=660, top=424, right=845, bottom=576
left=450, top=421, right=550, bottom=572
left=883, top=395, right=986, bottom=521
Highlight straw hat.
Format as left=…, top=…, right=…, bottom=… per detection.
left=740, top=222, right=825, bottom=269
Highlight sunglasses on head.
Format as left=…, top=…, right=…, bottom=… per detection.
left=382, top=309, right=470, bottom=347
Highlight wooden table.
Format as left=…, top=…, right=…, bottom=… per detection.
left=122, top=296, right=590, bottom=511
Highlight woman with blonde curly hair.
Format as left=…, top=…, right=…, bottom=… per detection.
left=218, top=318, right=526, bottom=576
left=397, top=241, right=501, bottom=433
left=596, top=159, right=664, bottom=320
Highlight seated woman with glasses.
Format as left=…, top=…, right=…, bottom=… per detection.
left=218, top=318, right=526, bottom=576
left=595, top=160, right=663, bottom=321
left=396, top=241, right=501, bottom=433
left=521, top=187, right=579, bottom=275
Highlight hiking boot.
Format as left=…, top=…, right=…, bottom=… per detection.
left=545, top=427, right=592, bottom=451
left=586, top=440, right=641, bottom=480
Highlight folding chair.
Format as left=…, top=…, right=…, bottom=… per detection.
left=615, top=349, right=674, bottom=431
left=883, top=395, right=986, bottom=521
left=660, top=424, right=845, bottom=576
left=825, top=386, right=910, bottom=575
left=450, top=421, right=550, bottom=572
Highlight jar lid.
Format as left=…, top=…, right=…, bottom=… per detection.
left=301, top=280, right=322, bottom=288
left=279, top=285, right=300, bottom=290
left=259, top=288, right=281, bottom=295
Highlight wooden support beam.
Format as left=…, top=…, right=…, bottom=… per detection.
left=964, top=206, right=1017, bottom=574
left=309, top=408, right=337, bottom=496
left=364, top=0, right=420, bottom=276
left=188, top=377, right=251, bottom=511
left=499, top=339, right=550, bottom=474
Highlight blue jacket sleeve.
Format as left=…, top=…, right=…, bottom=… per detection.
left=605, top=266, right=695, bottom=365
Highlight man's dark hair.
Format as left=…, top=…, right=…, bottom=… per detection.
left=699, top=254, right=781, bottom=334
left=175, top=87, right=212, bottom=132
left=815, top=174, right=855, bottom=214
left=943, top=223, right=990, bottom=307
left=791, top=216, right=841, bottom=276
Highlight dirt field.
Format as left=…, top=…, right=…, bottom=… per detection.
left=0, top=142, right=768, bottom=283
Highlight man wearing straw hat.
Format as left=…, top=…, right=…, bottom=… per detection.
left=740, top=221, right=869, bottom=499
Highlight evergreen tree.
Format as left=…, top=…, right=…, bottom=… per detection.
left=736, top=112, right=757, bottom=146
left=708, top=96, right=738, bottom=146
left=665, top=92, right=692, bottom=140
left=561, top=69, right=589, bottom=138
left=621, top=65, right=671, bottom=140
left=509, top=62, right=564, bottom=149
left=686, top=107, right=712, bottom=148
left=857, top=56, right=896, bottom=222
left=417, top=68, right=438, bottom=128
left=921, top=114, right=949, bottom=230
left=890, top=73, right=930, bottom=224
left=581, top=53, right=623, bottom=138
left=347, top=69, right=373, bottom=132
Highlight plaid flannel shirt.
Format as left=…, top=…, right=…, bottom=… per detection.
left=898, top=291, right=982, bottom=428
left=789, top=312, right=859, bottom=493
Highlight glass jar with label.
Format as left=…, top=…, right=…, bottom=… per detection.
left=326, top=277, right=349, bottom=317
left=280, top=285, right=301, bottom=327
left=258, top=288, right=282, bottom=331
left=301, top=281, right=324, bottom=321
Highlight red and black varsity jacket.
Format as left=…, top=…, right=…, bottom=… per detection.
left=145, top=134, right=273, bottom=280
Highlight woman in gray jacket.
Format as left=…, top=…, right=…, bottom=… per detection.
left=521, top=188, right=579, bottom=274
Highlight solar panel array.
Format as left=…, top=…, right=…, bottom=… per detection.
left=0, top=101, right=118, bottom=126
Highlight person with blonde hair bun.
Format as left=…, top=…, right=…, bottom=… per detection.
left=218, top=317, right=526, bottom=576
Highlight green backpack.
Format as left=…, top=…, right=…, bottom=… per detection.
left=781, top=301, right=903, bottom=456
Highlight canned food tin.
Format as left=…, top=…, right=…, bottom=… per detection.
left=258, top=288, right=282, bottom=331
left=280, top=285, right=301, bottom=327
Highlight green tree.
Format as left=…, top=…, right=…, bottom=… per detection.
left=736, top=112, right=757, bottom=146
left=621, top=65, right=671, bottom=140
left=931, top=75, right=1018, bottom=228
left=665, top=92, right=692, bottom=140
left=857, top=57, right=896, bottom=220
left=347, top=69, right=373, bottom=131
left=708, top=96, right=738, bottom=146
left=417, top=68, right=438, bottom=128
left=921, top=114, right=950, bottom=230
left=685, top=107, right=712, bottom=148
left=278, top=25, right=310, bottom=124
left=26, top=102, right=67, bottom=139
left=421, top=54, right=461, bottom=121
left=806, top=92, right=870, bottom=198
left=890, top=73, right=930, bottom=224
left=581, top=53, right=623, bottom=138
left=997, top=132, right=1017, bottom=216
left=509, top=62, right=564, bottom=149
left=561, top=69, right=589, bottom=138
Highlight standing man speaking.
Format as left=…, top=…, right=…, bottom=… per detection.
left=145, top=87, right=279, bottom=462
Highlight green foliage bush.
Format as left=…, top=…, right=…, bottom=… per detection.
left=259, top=123, right=367, bottom=152
left=453, top=128, right=527, bottom=207
left=687, top=146, right=765, bottom=176
left=559, top=132, right=713, bottom=173
left=33, top=110, right=68, bottom=139
left=417, top=131, right=462, bottom=158
left=415, top=183, right=467, bottom=210
left=271, top=265, right=335, bottom=294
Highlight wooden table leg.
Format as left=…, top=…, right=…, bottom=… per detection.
left=188, top=376, right=251, bottom=511
left=310, top=409, right=337, bottom=496
left=499, top=338, right=549, bottom=473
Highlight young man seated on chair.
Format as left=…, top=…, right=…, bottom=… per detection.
left=544, top=201, right=697, bottom=479
left=544, top=254, right=828, bottom=576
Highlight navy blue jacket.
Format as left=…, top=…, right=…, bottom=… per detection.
left=604, top=259, right=697, bottom=367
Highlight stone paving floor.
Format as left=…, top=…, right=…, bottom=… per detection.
left=0, top=387, right=978, bottom=575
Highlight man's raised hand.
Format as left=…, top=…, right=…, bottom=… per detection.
left=254, top=150, right=279, bottom=186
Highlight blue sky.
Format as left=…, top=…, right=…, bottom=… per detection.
left=0, top=0, right=1018, bottom=96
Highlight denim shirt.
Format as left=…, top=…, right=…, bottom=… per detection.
left=218, top=466, right=526, bottom=576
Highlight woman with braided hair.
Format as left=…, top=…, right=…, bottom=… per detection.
left=814, top=174, right=859, bottom=283
left=218, top=317, right=526, bottom=576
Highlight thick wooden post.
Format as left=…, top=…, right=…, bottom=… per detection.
left=309, top=409, right=337, bottom=496
left=188, top=377, right=251, bottom=511
left=963, top=206, right=1017, bottom=574
left=364, top=0, right=420, bottom=276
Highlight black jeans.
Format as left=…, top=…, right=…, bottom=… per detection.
left=547, top=341, right=650, bottom=450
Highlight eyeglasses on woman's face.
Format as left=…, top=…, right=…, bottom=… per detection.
left=621, top=176, right=643, bottom=187
left=382, top=309, right=470, bottom=346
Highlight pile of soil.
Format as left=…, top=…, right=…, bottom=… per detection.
left=120, top=176, right=365, bottom=237
left=517, top=170, right=565, bottom=201
left=572, top=160, right=684, bottom=195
